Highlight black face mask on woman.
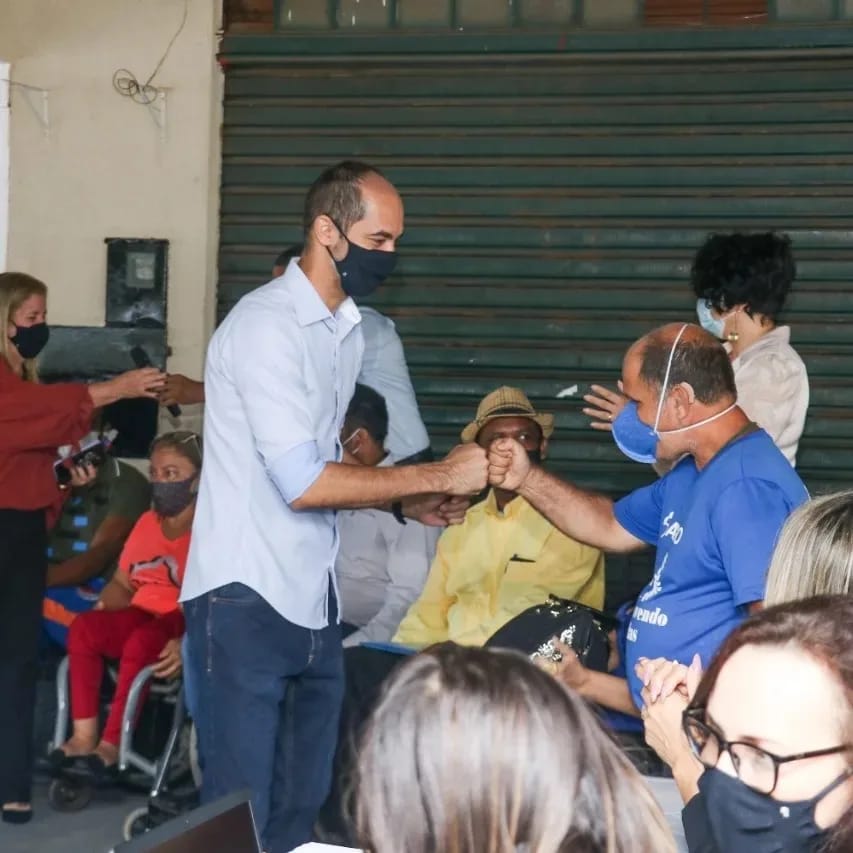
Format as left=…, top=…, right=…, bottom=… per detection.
left=700, top=766, right=852, bottom=853
left=11, top=322, right=50, bottom=359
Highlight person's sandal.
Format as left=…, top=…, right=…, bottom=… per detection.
left=85, top=754, right=119, bottom=784
left=2, top=805, right=33, bottom=824
left=46, top=748, right=72, bottom=772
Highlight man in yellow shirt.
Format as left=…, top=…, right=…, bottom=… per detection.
left=394, top=386, right=604, bottom=647
left=318, top=388, right=605, bottom=844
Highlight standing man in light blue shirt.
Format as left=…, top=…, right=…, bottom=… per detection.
left=180, top=161, right=488, bottom=853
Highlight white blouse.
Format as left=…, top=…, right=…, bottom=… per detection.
left=730, top=326, right=809, bottom=467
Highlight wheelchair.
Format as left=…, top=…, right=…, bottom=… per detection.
left=47, top=655, right=200, bottom=838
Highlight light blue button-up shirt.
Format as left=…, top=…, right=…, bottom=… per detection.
left=180, top=260, right=364, bottom=628
left=358, top=306, right=430, bottom=461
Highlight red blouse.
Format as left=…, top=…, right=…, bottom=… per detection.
left=0, top=359, right=93, bottom=523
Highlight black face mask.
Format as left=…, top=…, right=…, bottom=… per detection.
left=328, top=221, right=397, bottom=299
left=527, top=448, right=543, bottom=466
left=700, top=766, right=851, bottom=853
left=151, top=476, right=197, bottom=518
left=11, top=322, right=50, bottom=359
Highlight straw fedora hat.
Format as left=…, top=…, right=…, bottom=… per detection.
left=460, top=386, right=555, bottom=444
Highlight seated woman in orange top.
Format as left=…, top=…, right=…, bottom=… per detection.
left=53, top=431, right=201, bottom=775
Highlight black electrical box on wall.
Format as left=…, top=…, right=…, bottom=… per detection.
left=105, top=237, right=169, bottom=327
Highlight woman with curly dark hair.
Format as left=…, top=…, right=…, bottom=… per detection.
left=688, top=231, right=808, bottom=466
left=585, top=232, right=809, bottom=467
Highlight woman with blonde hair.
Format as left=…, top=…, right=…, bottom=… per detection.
left=764, top=490, right=853, bottom=605
left=354, top=643, right=676, bottom=853
left=0, top=271, right=165, bottom=823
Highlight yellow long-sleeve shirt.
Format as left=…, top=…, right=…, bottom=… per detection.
left=393, top=490, right=605, bottom=648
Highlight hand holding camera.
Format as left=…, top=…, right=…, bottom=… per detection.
left=54, top=430, right=118, bottom=488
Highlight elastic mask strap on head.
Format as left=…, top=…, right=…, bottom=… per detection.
left=652, top=323, right=689, bottom=433
left=324, top=217, right=348, bottom=270
left=658, top=402, right=737, bottom=436
left=813, top=767, right=853, bottom=804
left=328, top=217, right=350, bottom=247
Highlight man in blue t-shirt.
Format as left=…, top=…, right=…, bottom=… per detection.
left=486, top=322, right=808, bottom=717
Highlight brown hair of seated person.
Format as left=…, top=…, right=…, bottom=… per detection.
left=354, top=643, right=676, bottom=853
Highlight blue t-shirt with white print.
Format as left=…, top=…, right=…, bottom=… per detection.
left=614, top=429, right=808, bottom=709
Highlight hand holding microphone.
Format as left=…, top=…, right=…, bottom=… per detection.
left=130, top=346, right=181, bottom=417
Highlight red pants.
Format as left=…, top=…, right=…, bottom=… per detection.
left=66, top=606, right=185, bottom=746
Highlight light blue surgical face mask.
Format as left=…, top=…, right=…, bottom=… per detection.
left=696, top=299, right=726, bottom=339
left=611, top=324, right=737, bottom=465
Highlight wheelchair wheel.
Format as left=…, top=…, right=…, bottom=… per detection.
left=47, top=777, right=93, bottom=812
left=123, top=806, right=151, bottom=840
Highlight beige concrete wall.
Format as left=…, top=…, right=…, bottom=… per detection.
left=0, top=66, right=9, bottom=268
left=0, top=0, right=222, bottom=407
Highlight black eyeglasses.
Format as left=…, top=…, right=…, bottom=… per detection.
left=682, top=706, right=852, bottom=795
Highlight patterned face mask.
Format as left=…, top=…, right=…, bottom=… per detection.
left=151, top=476, right=197, bottom=517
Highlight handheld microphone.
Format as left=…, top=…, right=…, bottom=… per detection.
left=130, top=345, right=182, bottom=418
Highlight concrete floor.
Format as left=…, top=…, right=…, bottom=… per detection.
left=0, top=775, right=147, bottom=853
left=0, top=773, right=687, bottom=853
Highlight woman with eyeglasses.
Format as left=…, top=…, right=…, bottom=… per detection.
left=640, top=596, right=852, bottom=852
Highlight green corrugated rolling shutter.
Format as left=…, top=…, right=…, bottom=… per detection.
left=218, top=27, right=853, bottom=507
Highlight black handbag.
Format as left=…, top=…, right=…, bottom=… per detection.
left=485, top=595, right=618, bottom=673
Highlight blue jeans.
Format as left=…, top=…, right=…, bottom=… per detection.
left=181, top=633, right=202, bottom=736
left=184, top=582, right=343, bottom=853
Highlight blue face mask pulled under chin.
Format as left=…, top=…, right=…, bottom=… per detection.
left=612, top=402, right=658, bottom=465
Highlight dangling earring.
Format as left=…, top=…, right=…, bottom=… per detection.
left=727, top=311, right=739, bottom=343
